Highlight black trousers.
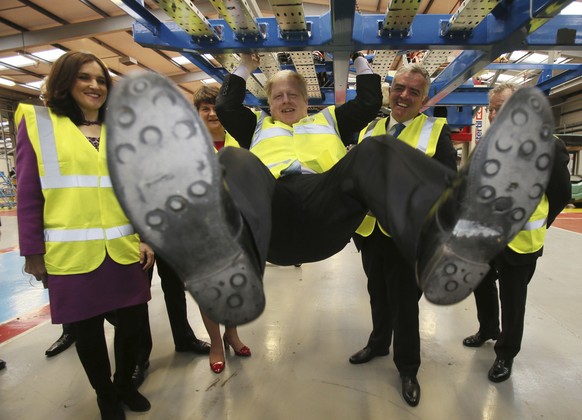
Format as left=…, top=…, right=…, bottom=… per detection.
left=473, top=257, right=536, bottom=360
left=219, top=136, right=455, bottom=269
left=355, top=228, right=422, bottom=376
left=137, top=257, right=200, bottom=365
left=73, top=303, right=147, bottom=398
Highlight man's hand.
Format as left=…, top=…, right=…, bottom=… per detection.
left=239, top=53, right=261, bottom=72
left=139, top=242, right=155, bottom=271
left=24, top=254, right=48, bottom=288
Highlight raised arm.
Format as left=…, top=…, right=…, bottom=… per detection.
left=335, top=53, right=382, bottom=145
left=216, top=53, right=261, bottom=149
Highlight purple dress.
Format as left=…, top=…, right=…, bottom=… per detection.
left=16, top=118, right=151, bottom=324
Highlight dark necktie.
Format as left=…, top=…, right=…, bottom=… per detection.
left=392, top=122, right=406, bottom=137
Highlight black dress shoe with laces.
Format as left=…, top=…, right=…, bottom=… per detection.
left=106, top=71, right=265, bottom=326
left=488, top=358, right=513, bottom=383
left=131, top=361, right=150, bottom=389
left=349, top=346, right=389, bottom=364
left=175, top=338, right=211, bottom=354
left=416, top=88, right=555, bottom=305
left=462, top=331, right=500, bottom=348
left=401, top=375, right=421, bottom=407
left=45, top=332, right=76, bottom=357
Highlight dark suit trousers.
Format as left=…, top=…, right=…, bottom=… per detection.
left=218, top=135, right=455, bottom=269
left=495, top=259, right=536, bottom=360
left=472, top=269, right=501, bottom=337
left=358, top=228, right=422, bottom=376
left=473, top=257, right=536, bottom=360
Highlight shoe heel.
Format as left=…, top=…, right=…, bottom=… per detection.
left=418, top=244, right=490, bottom=304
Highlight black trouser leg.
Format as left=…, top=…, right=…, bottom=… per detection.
left=495, top=260, right=536, bottom=360
left=156, top=257, right=196, bottom=346
left=472, top=269, right=501, bottom=336
left=218, top=147, right=276, bottom=270
left=73, top=315, right=114, bottom=398
left=358, top=229, right=393, bottom=352
left=112, top=303, right=148, bottom=392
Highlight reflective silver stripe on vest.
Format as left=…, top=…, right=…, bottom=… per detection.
left=522, top=217, right=547, bottom=231
left=252, top=126, right=293, bottom=146
left=34, top=107, right=61, bottom=178
left=417, top=117, right=437, bottom=153
left=33, top=106, right=110, bottom=189
left=40, top=175, right=111, bottom=189
left=362, top=119, right=380, bottom=139
left=294, top=124, right=338, bottom=135
left=44, top=224, right=135, bottom=242
left=319, top=108, right=340, bottom=137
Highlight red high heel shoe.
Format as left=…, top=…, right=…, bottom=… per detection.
left=223, top=335, right=251, bottom=357
left=210, top=360, right=225, bottom=374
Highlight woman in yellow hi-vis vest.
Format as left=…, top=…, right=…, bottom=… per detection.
left=16, top=51, right=154, bottom=419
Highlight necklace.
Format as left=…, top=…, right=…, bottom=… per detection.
left=79, top=120, right=101, bottom=126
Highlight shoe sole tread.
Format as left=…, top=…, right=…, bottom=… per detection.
left=106, top=72, right=264, bottom=325
left=422, top=87, right=555, bottom=304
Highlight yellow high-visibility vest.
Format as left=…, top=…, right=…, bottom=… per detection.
left=15, top=104, right=140, bottom=274
left=508, top=195, right=548, bottom=253
left=355, top=114, right=446, bottom=237
left=250, top=107, right=346, bottom=178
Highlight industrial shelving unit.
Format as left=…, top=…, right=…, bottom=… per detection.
left=113, top=0, right=581, bottom=127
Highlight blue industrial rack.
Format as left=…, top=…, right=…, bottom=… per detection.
left=114, top=0, right=582, bottom=124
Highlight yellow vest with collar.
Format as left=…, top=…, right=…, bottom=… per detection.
left=15, top=104, right=140, bottom=275
left=250, top=106, right=347, bottom=178
left=355, top=114, right=446, bottom=237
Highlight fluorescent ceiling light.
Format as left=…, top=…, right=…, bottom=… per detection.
left=496, top=74, right=515, bottom=82
left=509, top=51, right=529, bottom=61
left=25, top=80, right=44, bottom=90
left=560, top=2, right=582, bottom=14
left=521, top=53, right=550, bottom=64
left=0, top=77, right=16, bottom=86
left=201, top=78, right=216, bottom=84
left=31, top=48, right=66, bottom=62
left=0, top=55, right=36, bottom=67
left=172, top=56, right=190, bottom=65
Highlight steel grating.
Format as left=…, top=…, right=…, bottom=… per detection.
left=371, top=50, right=398, bottom=82
left=209, top=0, right=261, bottom=38
left=444, top=0, right=502, bottom=34
left=381, top=0, right=422, bottom=34
left=421, top=50, right=458, bottom=76
left=153, top=0, right=220, bottom=40
left=289, top=51, right=322, bottom=99
left=268, top=0, right=308, bottom=32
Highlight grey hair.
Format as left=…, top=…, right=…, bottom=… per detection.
left=393, top=63, right=431, bottom=97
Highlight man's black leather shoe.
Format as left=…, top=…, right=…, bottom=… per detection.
left=131, top=361, right=150, bottom=389
left=401, top=375, right=421, bottom=407
left=462, top=331, right=500, bottom=348
left=416, top=88, right=555, bottom=305
left=0, top=359, right=6, bottom=370
left=349, top=346, right=389, bottom=364
left=107, top=71, right=265, bottom=326
left=488, top=358, right=513, bottom=383
left=45, top=333, right=76, bottom=357
left=175, top=338, right=211, bottom=354
left=97, top=396, right=125, bottom=420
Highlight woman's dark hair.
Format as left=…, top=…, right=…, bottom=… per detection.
left=193, top=85, right=219, bottom=110
left=45, top=51, right=112, bottom=124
